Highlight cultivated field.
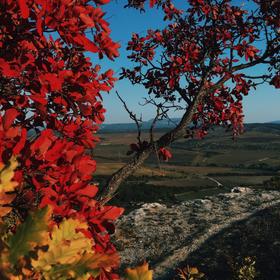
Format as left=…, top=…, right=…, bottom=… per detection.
left=93, top=124, right=280, bottom=209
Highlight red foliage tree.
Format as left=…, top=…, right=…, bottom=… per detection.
left=0, top=1, right=122, bottom=278
left=0, top=0, right=280, bottom=278
left=99, top=0, right=280, bottom=201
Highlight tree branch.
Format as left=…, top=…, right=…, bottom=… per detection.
left=116, top=90, right=143, bottom=144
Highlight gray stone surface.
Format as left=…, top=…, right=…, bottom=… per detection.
left=113, top=188, right=280, bottom=279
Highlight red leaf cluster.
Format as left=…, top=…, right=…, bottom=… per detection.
left=158, top=147, right=172, bottom=161
left=234, top=41, right=259, bottom=62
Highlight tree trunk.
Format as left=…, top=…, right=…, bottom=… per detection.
left=99, top=84, right=208, bottom=203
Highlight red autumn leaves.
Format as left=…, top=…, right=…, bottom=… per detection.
left=0, top=110, right=27, bottom=161
left=1, top=0, right=122, bottom=279
left=158, top=148, right=172, bottom=161
left=122, top=0, right=279, bottom=139
left=16, top=0, right=120, bottom=58
left=234, top=41, right=260, bottom=62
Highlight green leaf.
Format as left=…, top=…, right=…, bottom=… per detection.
left=8, top=207, right=50, bottom=264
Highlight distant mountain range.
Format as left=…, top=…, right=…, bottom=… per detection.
left=100, top=118, right=181, bottom=132
left=100, top=118, right=280, bottom=132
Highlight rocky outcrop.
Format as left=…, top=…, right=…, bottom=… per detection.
left=113, top=188, right=280, bottom=279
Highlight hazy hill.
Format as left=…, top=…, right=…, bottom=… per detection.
left=100, top=119, right=280, bottom=133
left=100, top=118, right=180, bottom=132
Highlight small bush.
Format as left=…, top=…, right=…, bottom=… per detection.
left=234, top=257, right=258, bottom=280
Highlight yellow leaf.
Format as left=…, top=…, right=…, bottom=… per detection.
left=125, top=262, right=153, bottom=280
left=189, top=267, right=199, bottom=274
left=48, top=251, right=119, bottom=279
left=0, top=157, right=18, bottom=218
left=0, top=192, right=16, bottom=217
left=9, top=275, right=23, bottom=280
left=32, top=218, right=93, bottom=272
left=77, top=273, right=92, bottom=280
left=76, top=251, right=120, bottom=270
left=0, top=246, right=11, bottom=274
left=0, top=157, right=18, bottom=191
left=177, top=266, right=205, bottom=280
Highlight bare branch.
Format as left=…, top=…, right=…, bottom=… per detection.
left=149, top=106, right=161, bottom=143
left=174, top=86, right=192, bottom=106
left=243, top=74, right=272, bottom=79
left=116, top=90, right=143, bottom=144
left=98, top=73, right=213, bottom=203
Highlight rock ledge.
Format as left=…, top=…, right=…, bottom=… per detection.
left=113, top=188, right=280, bottom=278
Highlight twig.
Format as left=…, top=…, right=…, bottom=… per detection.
left=116, top=90, right=143, bottom=144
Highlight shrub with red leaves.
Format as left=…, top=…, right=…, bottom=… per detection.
left=0, top=1, right=122, bottom=278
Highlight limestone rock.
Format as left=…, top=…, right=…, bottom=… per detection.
left=113, top=188, right=280, bottom=279
left=230, top=186, right=252, bottom=193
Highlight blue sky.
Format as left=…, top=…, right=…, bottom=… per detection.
left=92, top=1, right=280, bottom=124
